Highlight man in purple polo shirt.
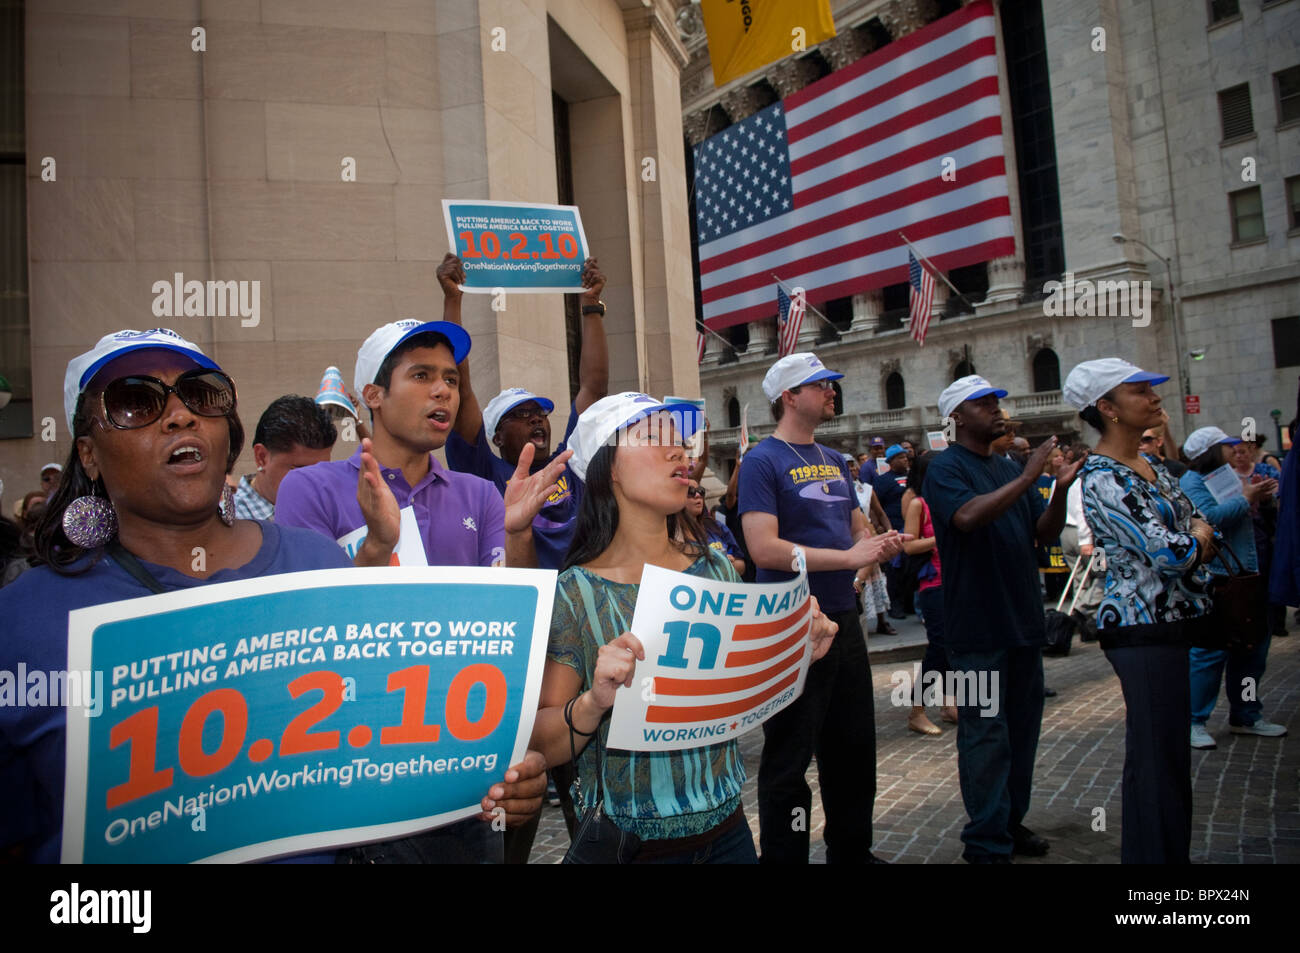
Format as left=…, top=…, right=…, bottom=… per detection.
left=276, top=318, right=567, bottom=862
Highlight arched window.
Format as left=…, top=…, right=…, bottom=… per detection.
left=1032, top=348, right=1060, bottom=392
left=885, top=372, right=905, bottom=410
left=726, top=396, right=740, bottom=427
left=831, top=380, right=844, bottom=416
left=953, top=360, right=975, bottom=380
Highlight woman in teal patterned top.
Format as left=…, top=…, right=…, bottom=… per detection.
left=529, top=393, right=836, bottom=863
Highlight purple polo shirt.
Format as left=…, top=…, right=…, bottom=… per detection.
left=275, top=447, right=506, bottom=567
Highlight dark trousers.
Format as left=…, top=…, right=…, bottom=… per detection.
left=502, top=763, right=578, bottom=864
left=337, top=817, right=502, bottom=864
left=883, top=561, right=913, bottom=614
left=918, top=587, right=948, bottom=687
left=758, top=609, right=877, bottom=863
left=1105, top=644, right=1192, bottom=864
left=945, top=645, right=1044, bottom=860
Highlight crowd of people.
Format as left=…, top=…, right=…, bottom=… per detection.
left=0, top=261, right=1295, bottom=863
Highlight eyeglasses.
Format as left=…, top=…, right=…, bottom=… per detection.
left=1139, top=435, right=1157, bottom=443
left=98, top=369, right=237, bottom=430
left=501, top=406, right=545, bottom=424
left=686, top=487, right=705, bottom=498
left=791, top=380, right=834, bottom=393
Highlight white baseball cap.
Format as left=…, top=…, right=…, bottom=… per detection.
left=761, top=352, right=844, bottom=402
left=938, top=374, right=1008, bottom=419
left=1183, top=426, right=1242, bottom=460
left=354, top=320, right=472, bottom=395
left=483, top=388, right=555, bottom=438
left=64, top=328, right=219, bottom=428
left=567, top=392, right=704, bottom=482
left=1063, top=358, right=1169, bottom=411
left=40, top=463, right=63, bottom=475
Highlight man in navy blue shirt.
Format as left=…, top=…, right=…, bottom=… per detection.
left=740, top=353, right=905, bottom=863
left=923, top=375, right=1080, bottom=863
left=873, top=444, right=911, bottom=617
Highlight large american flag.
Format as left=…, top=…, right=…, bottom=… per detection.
left=776, top=285, right=805, bottom=356
left=693, top=0, right=1014, bottom=329
left=908, top=250, right=936, bottom=345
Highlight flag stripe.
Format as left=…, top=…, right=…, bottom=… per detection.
left=733, top=603, right=810, bottom=641
left=646, top=670, right=800, bottom=723
left=725, top=620, right=811, bottom=668
left=653, top=644, right=806, bottom=697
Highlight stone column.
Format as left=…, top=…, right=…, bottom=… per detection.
left=683, top=109, right=713, bottom=146
left=985, top=256, right=1027, bottom=303
left=748, top=316, right=777, bottom=353
left=766, top=57, right=822, bottom=98
left=879, top=0, right=940, bottom=40
left=851, top=290, right=882, bottom=332
left=818, top=27, right=875, bottom=71
left=720, top=84, right=768, bottom=123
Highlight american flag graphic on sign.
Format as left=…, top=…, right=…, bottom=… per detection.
left=692, top=0, right=1014, bottom=329
left=908, top=250, right=936, bottom=345
left=777, top=285, right=805, bottom=357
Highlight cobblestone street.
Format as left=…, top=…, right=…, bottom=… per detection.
left=529, top=624, right=1300, bottom=864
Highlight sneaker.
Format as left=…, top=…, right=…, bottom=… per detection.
left=1190, top=724, right=1216, bottom=749
left=1229, top=720, right=1288, bottom=738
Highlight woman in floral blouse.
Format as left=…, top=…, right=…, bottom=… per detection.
left=1064, top=359, right=1217, bottom=864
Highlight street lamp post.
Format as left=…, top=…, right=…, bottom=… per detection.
left=1111, top=232, right=1189, bottom=440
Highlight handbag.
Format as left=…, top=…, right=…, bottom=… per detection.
left=1193, top=536, right=1267, bottom=653
left=562, top=700, right=641, bottom=864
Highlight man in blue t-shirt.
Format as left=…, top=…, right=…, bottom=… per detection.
left=873, top=443, right=911, bottom=618
left=739, top=352, right=905, bottom=864
left=922, top=375, right=1081, bottom=864
left=437, top=253, right=608, bottom=572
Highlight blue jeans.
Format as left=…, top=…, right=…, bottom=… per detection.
left=918, top=587, right=948, bottom=687
left=945, top=646, right=1044, bottom=861
left=1189, top=634, right=1272, bottom=726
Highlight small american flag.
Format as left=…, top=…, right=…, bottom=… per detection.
left=908, top=250, right=936, bottom=346
left=777, top=285, right=805, bottom=357
left=697, top=328, right=707, bottom=364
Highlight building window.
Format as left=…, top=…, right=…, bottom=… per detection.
left=1230, top=186, right=1265, bottom=243
left=1002, top=0, right=1065, bottom=287
left=879, top=282, right=909, bottom=331
left=726, top=396, right=740, bottom=427
left=1032, top=348, right=1060, bottom=392
left=1276, top=66, right=1300, bottom=126
left=1274, top=316, right=1300, bottom=368
left=1208, top=0, right=1240, bottom=24
left=885, top=372, right=906, bottom=410
left=1218, top=83, right=1254, bottom=141
left=953, top=360, right=976, bottom=380
left=0, top=0, right=31, bottom=439
left=1287, top=175, right=1300, bottom=230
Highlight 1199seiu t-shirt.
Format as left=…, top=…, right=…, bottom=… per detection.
left=738, top=438, right=857, bottom=614
left=923, top=444, right=1047, bottom=652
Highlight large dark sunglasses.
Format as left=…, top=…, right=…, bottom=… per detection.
left=686, top=487, right=705, bottom=499
left=99, top=369, right=237, bottom=430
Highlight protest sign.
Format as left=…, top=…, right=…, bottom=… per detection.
left=1204, top=462, right=1244, bottom=505
left=62, top=566, right=554, bottom=863
left=607, top=565, right=813, bottom=752
left=442, top=200, right=590, bottom=293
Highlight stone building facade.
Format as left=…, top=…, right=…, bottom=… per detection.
left=683, top=0, right=1300, bottom=474
left=1, top=0, right=700, bottom=497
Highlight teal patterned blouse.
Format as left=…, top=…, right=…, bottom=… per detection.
left=547, top=550, right=746, bottom=840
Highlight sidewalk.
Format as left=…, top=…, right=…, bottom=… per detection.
left=529, top=621, right=1300, bottom=864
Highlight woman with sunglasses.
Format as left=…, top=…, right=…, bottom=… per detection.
left=682, top=478, right=746, bottom=576
left=529, top=394, right=837, bottom=863
left=0, top=330, right=361, bottom=863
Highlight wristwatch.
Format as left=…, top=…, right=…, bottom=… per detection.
left=581, top=300, right=606, bottom=316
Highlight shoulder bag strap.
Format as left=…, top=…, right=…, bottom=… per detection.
left=106, top=540, right=168, bottom=595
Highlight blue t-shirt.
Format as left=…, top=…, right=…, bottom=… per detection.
left=872, top=468, right=908, bottom=531
left=923, top=445, right=1048, bottom=652
left=704, top=521, right=743, bottom=560
left=737, top=437, right=857, bottom=613
left=0, top=522, right=351, bottom=864
left=445, top=405, right=582, bottom=570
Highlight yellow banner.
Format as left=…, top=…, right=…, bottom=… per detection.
left=701, top=0, right=837, bottom=88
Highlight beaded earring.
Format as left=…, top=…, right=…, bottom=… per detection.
left=62, top=485, right=118, bottom=548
